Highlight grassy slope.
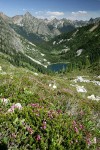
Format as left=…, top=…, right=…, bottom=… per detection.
left=0, top=57, right=99, bottom=149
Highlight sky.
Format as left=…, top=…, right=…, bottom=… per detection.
left=0, top=0, right=100, bottom=20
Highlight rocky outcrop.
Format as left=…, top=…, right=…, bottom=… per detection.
left=0, top=16, right=24, bottom=53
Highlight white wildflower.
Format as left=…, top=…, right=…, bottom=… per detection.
left=0, top=66, right=2, bottom=71
left=14, top=103, right=22, bottom=110
left=34, top=72, right=38, bottom=76
left=49, top=84, right=52, bottom=87
left=8, top=103, right=22, bottom=113
left=53, top=84, right=57, bottom=89
left=1, top=98, right=9, bottom=104
left=93, top=137, right=96, bottom=144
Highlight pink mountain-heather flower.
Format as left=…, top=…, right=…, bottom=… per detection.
left=74, top=127, right=79, bottom=133
left=73, top=120, right=77, bottom=126
left=86, top=138, right=91, bottom=146
left=26, top=126, right=34, bottom=135
left=79, top=124, right=84, bottom=130
left=36, top=135, right=41, bottom=141
left=8, top=103, right=22, bottom=113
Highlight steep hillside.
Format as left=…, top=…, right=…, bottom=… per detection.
left=41, top=23, right=100, bottom=73
left=0, top=11, right=100, bottom=149
left=0, top=16, right=50, bottom=73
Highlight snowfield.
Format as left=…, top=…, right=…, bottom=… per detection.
left=76, top=49, right=83, bottom=56
left=25, top=54, right=47, bottom=68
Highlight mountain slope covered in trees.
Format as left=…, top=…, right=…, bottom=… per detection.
left=40, top=22, right=100, bottom=73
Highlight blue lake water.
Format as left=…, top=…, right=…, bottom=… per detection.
left=47, top=63, right=67, bottom=72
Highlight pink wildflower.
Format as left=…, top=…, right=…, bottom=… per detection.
left=80, top=110, right=84, bottom=115
left=31, top=103, right=39, bottom=108
left=11, top=133, right=16, bottom=138
left=8, top=103, right=22, bottom=113
left=43, top=121, right=46, bottom=125
left=86, top=138, right=91, bottom=146
left=8, top=107, right=14, bottom=113
left=73, top=120, right=77, bottom=126
left=41, top=121, right=47, bottom=130
left=26, top=126, right=34, bottom=135
left=57, top=109, right=62, bottom=114
left=42, top=125, right=46, bottom=129
left=36, top=135, right=41, bottom=141
left=74, top=127, right=79, bottom=133
left=79, top=124, right=84, bottom=130
left=48, top=111, right=53, bottom=119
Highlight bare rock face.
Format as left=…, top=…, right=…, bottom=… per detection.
left=0, top=12, right=12, bottom=23
left=12, top=12, right=61, bottom=41
left=1, top=12, right=100, bottom=43
left=12, top=15, right=23, bottom=25
left=0, top=16, right=24, bottom=53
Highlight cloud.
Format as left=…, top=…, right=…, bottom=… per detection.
left=72, top=11, right=87, bottom=16
left=34, top=10, right=64, bottom=19
left=22, top=9, right=27, bottom=11
left=47, top=11, right=64, bottom=16
left=34, top=11, right=65, bottom=19
left=35, top=11, right=44, bottom=15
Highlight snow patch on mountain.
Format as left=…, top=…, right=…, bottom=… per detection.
left=61, top=47, right=70, bottom=53
left=76, top=49, right=83, bottom=56
left=43, top=59, right=47, bottom=62
left=89, top=24, right=99, bottom=32
left=41, top=53, right=45, bottom=56
left=25, top=54, right=47, bottom=68
left=28, top=42, right=36, bottom=47
left=53, top=41, right=56, bottom=45
left=67, top=38, right=72, bottom=41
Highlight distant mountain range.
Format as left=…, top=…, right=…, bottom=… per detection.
left=0, top=12, right=100, bottom=43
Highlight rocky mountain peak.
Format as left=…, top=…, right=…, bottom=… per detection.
left=24, top=12, right=33, bottom=19
left=0, top=12, right=12, bottom=23
left=12, top=15, right=23, bottom=24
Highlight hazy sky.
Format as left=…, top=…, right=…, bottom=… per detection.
left=0, top=0, right=100, bottom=20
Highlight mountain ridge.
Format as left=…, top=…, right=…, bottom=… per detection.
left=1, top=11, right=100, bottom=43
left=0, top=11, right=100, bottom=73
